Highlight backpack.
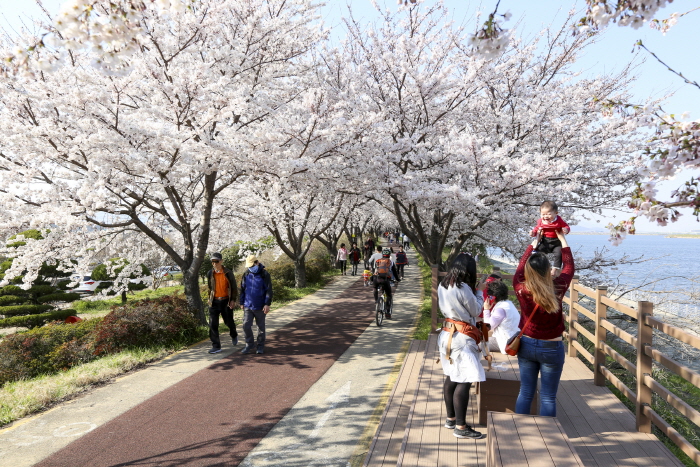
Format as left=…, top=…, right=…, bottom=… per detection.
left=375, top=258, right=391, bottom=278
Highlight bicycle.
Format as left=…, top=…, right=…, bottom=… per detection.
left=375, top=287, right=393, bottom=326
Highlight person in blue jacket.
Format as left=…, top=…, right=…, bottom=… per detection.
left=239, top=255, right=273, bottom=354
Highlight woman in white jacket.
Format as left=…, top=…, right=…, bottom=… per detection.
left=483, top=281, right=521, bottom=354
left=437, top=253, right=486, bottom=439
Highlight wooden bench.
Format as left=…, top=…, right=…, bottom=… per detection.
left=486, top=411, right=585, bottom=467
left=476, top=353, right=537, bottom=426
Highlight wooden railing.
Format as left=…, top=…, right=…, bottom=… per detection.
left=563, top=278, right=700, bottom=464
left=430, top=264, right=700, bottom=463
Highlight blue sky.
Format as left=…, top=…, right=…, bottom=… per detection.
left=1, top=0, right=698, bottom=232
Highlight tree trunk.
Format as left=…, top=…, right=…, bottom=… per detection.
left=121, top=290, right=127, bottom=304
left=183, top=270, right=207, bottom=325
left=294, top=258, right=307, bottom=288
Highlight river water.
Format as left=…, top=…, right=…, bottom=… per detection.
left=491, top=233, right=700, bottom=318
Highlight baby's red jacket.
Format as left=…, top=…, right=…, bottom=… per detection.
left=531, top=216, right=570, bottom=238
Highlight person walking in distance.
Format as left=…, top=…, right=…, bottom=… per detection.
left=395, top=245, right=408, bottom=280
left=513, top=230, right=574, bottom=416
left=337, top=243, right=348, bottom=276
left=402, top=233, right=410, bottom=250
left=206, top=252, right=238, bottom=354
left=349, top=242, right=362, bottom=276
left=239, top=255, right=273, bottom=355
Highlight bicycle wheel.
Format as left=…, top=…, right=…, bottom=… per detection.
left=376, top=296, right=384, bottom=326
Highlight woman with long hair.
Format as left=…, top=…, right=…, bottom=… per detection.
left=513, top=230, right=574, bottom=417
left=437, top=253, right=487, bottom=439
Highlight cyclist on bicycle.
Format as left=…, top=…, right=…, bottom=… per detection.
left=372, top=247, right=400, bottom=318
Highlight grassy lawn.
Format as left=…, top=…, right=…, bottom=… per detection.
left=72, top=285, right=184, bottom=314
left=0, top=347, right=172, bottom=426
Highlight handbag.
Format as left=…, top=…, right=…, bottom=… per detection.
left=505, top=304, right=540, bottom=356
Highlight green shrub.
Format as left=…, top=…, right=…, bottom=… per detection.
left=0, top=304, right=53, bottom=317
left=0, top=295, right=23, bottom=306
left=0, top=319, right=100, bottom=386
left=27, top=285, right=56, bottom=298
left=0, top=285, right=23, bottom=296
left=0, top=309, right=77, bottom=329
left=270, top=279, right=293, bottom=302
left=37, top=293, right=81, bottom=304
left=265, top=262, right=295, bottom=287
left=93, top=295, right=204, bottom=355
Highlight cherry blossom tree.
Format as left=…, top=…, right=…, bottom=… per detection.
left=0, top=0, right=325, bottom=324
left=220, top=51, right=381, bottom=287
left=338, top=2, right=644, bottom=268
left=469, top=0, right=700, bottom=242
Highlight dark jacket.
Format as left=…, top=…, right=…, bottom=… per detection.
left=240, top=266, right=273, bottom=310
left=349, top=247, right=362, bottom=264
left=395, top=251, right=408, bottom=265
left=206, top=267, right=238, bottom=306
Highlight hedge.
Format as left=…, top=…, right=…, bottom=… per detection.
left=0, top=304, right=53, bottom=317
left=0, top=319, right=99, bottom=386
left=0, top=295, right=22, bottom=306
left=0, top=285, right=23, bottom=296
left=0, top=309, right=77, bottom=329
left=37, top=293, right=81, bottom=304
left=93, top=296, right=202, bottom=355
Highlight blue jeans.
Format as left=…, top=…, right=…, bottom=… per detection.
left=515, top=336, right=565, bottom=417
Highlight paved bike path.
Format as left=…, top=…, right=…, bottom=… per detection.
left=33, top=278, right=377, bottom=467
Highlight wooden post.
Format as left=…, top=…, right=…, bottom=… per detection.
left=431, top=265, right=439, bottom=333
left=636, top=300, right=654, bottom=433
left=567, top=276, right=579, bottom=358
left=593, top=285, right=607, bottom=386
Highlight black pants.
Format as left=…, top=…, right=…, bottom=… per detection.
left=397, top=264, right=405, bottom=278
left=444, top=376, right=472, bottom=426
left=373, top=277, right=393, bottom=309
left=209, top=299, right=237, bottom=349
left=338, top=259, right=347, bottom=274
left=536, top=237, right=563, bottom=269
left=351, top=261, right=359, bottom=275
left=403, top=241, right=409, bottom=249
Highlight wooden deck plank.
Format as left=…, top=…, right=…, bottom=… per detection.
left=381, top=340, right=426, bottom=465
left=487, top=412, right=527, bottom=467
left=560, top=363, right=655, bottom=466
left=461, top=386, right=487, bottom=467
left=556, top=372, right=622, bottom=466
left=419, top=339, right=442, bottom=466
left=533, top=415, right=585, bottom=466
left=383, top=339, right=683, bottom=467
left=398, top=334, right=437, bottom=467
left=565, top=358, right=683, bottom=466
left=518, top=415, right=557, bottom=467
left=365, top=339, right=424, bottom=467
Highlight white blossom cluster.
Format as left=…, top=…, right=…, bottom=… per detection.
left=577, top=0, right=675, bottom=32
left=468, top=10, right=512, bottom=60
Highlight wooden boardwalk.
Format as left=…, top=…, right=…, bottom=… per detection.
left=364, top=334, right=685, bottom=467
